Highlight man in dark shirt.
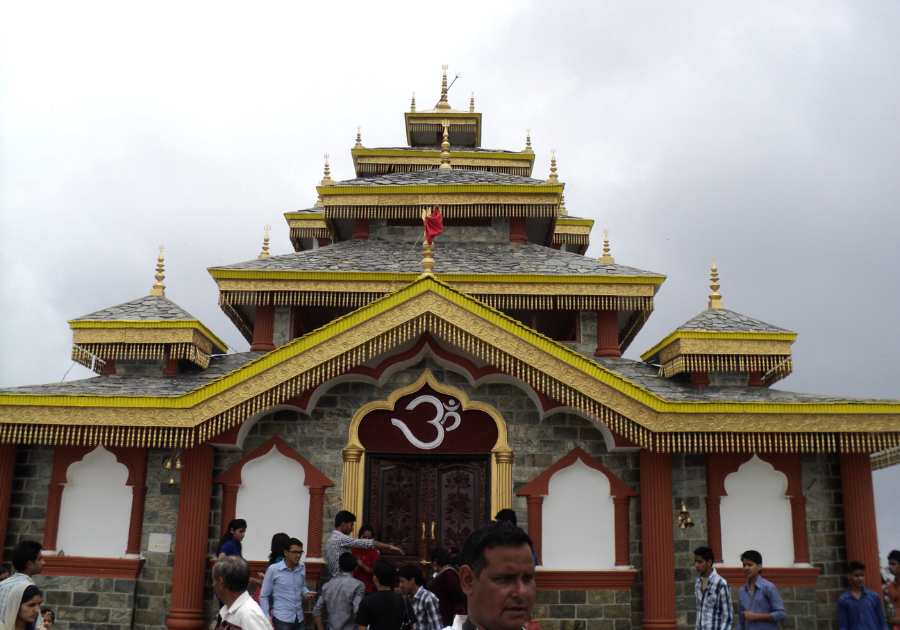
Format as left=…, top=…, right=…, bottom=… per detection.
left=838, top=561, right=888, bottom=630
left=356, top=559, right=415, bottom=630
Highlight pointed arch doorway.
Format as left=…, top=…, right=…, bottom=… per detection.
left=342, top=370, right=514, bottom=562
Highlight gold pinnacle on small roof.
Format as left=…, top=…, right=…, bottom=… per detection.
left=469, top=92, right=475, bottom=113
left=321, top=154, right=335, bottom=185
left=150, top=245, right=166, bottom=296
left=546, top=150, right=558, bottom=183
left=559, top=194, right=568, bottom=216
left=420, top=206, right=436, bottom=278
left=599, top=229, right=615, bottom=264
left=439, top=119, right=452, bottom=169
left=436, top=65, right=452, bottom=110
left=410, top=92, right=416, bottom=113
left=354, top=126, right=363, bottom=149
left=708, top=258, right=724, bottom=309
left=258, top=224, right=272, bottom=259
left=314, top=193, right=324, bottom=208
left=523, top=129, right=534, bottom=154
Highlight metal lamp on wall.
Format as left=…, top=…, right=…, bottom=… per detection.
left=678, top=454, right=695, bottom=530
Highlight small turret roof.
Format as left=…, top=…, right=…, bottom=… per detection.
left=677, top=308, right=793, bottom=334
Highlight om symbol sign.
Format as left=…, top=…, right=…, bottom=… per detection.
left=391, top=395, right=461, bottom=450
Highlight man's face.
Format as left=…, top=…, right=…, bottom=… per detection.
left=27, top=555, right=44, bottom=576
left=694, top=556, right=713, bottom=577
left=848, top=570, right=866, bottom=589
left=398, top=576, right=416, bottom=595
left=285, top=545, right=303, bottom=568
left=460, top=543, right=536, bottom=630
left=742, top=559, right=761, bottom=581
left=338, top=522, right=355, bottom=535
left=888, top=559, right=900, bottom=577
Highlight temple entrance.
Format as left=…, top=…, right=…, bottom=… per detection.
left=365, top=454, right=490, bottom=562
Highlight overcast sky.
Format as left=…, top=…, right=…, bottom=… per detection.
left=1, top=1, right=898, bottom=556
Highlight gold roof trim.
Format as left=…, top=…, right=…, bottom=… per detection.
left=318, top=185, right=562, bottom=197
left=642, top=330, right=797, bottom=363
left=69, top=319, right=227, bottom=354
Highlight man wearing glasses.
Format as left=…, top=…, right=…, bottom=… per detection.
left=260, top=538, right=318, bottom=630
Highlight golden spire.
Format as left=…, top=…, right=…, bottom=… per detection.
left=599, top=230, right=615, bottom=264
left=354, top=126, right=363, bottom=149
left=436, top=65, right=452, bottom=110
left=469, top=92, right=475, bottom=113
left=559, top=194, right=568, bottom=216
left=708, top=258, right=724, bottom=309
left=523, top=129, right=534, bottom=154
left=439, top=120, right=452, bottom=169
left=420, top=206, right=435, bottom=277
left=150, top=245, right=166, bottom=296
left=546, top=150, right=558, bottom=183
left=314, top=193, right=324, bottom=208
left=411, top=92, right=416, bottom=113
left=258, top=225, right=272, bottom=259
left=320, top=154, right=335, bottom=185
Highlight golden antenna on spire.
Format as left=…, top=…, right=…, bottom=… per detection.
left=559, top=194, right=568, bottom=216
left=150, top=245, right=166, bottom=296
left=354, top=126, right=363, bottom=149
left=436, top=65, right=451, bottom=110
left=708, top=257, right=724, bottom=309
left=546, top=150, right=559, bottom=183
left=258, top=225, right=272, bottom=259
left=411, top=92, right=416, bottom=113
left=469, top=92, right=475, bottom=113
left=523, top=129, right=534, bottom=154
left=439, top=119, right=452, bottom=169
left=599, top=229, right=615, bottom=264
left=321, top=154, right=335, bottom=185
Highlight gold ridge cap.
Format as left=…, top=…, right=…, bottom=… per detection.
left=206, top=269, right=667, bottom=285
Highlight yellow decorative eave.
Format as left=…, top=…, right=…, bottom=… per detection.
left=641, top=330, right=798, bottom=363
left=556, top=218, right=595, bottom=228
left=404, top=111, right=482, bottom=146
left=284, top=212, right=325, bottom=222
left=351, top=148, right=534, bottom=162
left=69, top=319, right=228, bottom=355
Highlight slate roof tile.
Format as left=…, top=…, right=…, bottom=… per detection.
left=677, top=309, right=792, bottom=334
left=72, top=295, right=198, bottom=322
left=331, top=169, right=552, bottom=187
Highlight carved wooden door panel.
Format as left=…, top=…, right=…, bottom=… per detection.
left=434, top=460, right=487, bottom=552
left=368, top=459, right=423, bottom=558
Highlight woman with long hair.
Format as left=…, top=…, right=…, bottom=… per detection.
left=216, top=519, right=248, bottom=559
left=0, top=584, right=42, bottom=630
left=251, top=532, right=291, bottom=604
left=426, top=547, right=466, bottom=627
left=351, top=524, right=379, bottom=594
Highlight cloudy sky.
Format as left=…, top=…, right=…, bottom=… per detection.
left=2, top=1, right=898, bottom=555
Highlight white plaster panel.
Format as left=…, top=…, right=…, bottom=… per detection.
left=57, top=446, right=132, bottom=558
left=720, top=455, right=794, bottom=566
left=235, top=447, right=310, bottom=561
left=541, top=459, right=616, bottom=570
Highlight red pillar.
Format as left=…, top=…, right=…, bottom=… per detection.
left=640, top=449, right=677, bottom=630
left=307, top=487, right=325, bottom=558
left=705, top=495, right=724, bottom=564
left=613, top=496, right=631, bottom=567
left=594, top=310, right=621, bottom=357
left=163, top=345, right=179, bottom=376
left=316, top=238, right=330, bottom=248
left=220, top=484, right=239, bottom=538
left=352, top=218, right=370, bottom=240
left=747, top=371, right=764, bottom=387
left=126, top=485, right=148, bottom=555
left=166, top=444, right=215, bottom=630
left=509, top=217, right=527, bottom=243
left=250, top=302, right=276, bottom=352
left=789, top=496, right=811, bottom=564
left=101, top=359, right=116, bottom=375
left=839, top=452, right=881, bottom=592
left=0, top=445, right=17, bottom=552
left=43, top=483, right=65, bottom=552
left=691, top=371, right=710, bottom=387
left=526, top=496, right=543, bottom=565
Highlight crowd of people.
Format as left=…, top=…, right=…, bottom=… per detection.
left=1, top=514, right=899, bottom=630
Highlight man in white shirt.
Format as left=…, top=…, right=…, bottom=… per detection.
left=214, top=555, right=273, bottom=630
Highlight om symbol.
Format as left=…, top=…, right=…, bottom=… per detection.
left=391, top=395, right=461, bottom=450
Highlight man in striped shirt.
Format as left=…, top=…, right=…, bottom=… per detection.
left=398, top=563, right=442, bottom=630
left=694, top=546, right=734, bottom=630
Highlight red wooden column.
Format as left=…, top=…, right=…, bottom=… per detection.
left=594, top=310, right=621, bottom=357
left=509, top=217, right=527, bottom=243
left=640, top=449, right=677, bottom=630
left=705, top=495, right=723, bottom=563
left=526, top=496, right=543, bottom=565
left=166, top=444, right=215, bottom=630
left=0, top=444, right=17, bottom=552
left=307, top=487, right=325, bottom=558
left=126, top=485, right=148, bottom=556
left=43, top=483, right=65, bottom=552
left=613, top=496, right=631, bottom=567
left=789, top=496, right=811, bottom=564
left=220, top=484, right=239, bottom=538
left=839, top=452, right=881, bottom=592
left=250, top=301, right=276, bottom=352
left=163, top=345, right=179, bottom=376
left=352, top=218, right=370, bottom=240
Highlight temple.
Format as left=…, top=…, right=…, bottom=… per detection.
left=1, top=67, right=898, bottom=630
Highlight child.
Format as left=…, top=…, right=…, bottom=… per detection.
left=40, top=607, right=54, bottom=628
left=838, top=561, right=888, bottom=630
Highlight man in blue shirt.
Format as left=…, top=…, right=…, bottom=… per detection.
left=736, top=550, right=787, bottom=630
left=838, top=561, right=889, bottom=630
left=261, top=537, right=318, bottom=630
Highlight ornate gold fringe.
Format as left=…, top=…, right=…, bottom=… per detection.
left=289, top=227, right=331, bottom=241
left=658, top=354, right=792, bottom=379
left=355, top=163, right=532, bottom=177
left=70, top=345, right=105, bottom=374
left=326, top=204, right=559, bottom=220
left=551, top=233, right=590, bottom=245
left=409, top=123, right=477, bottom=134
left=73, top=343, right=211, bottom=369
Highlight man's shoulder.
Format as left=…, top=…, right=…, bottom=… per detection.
left=838, top=589, right=855, bottom=603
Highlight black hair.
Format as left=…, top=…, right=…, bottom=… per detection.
left=693, top=546, right=715, bottom=563
left=398, top=563, right=426, bottom=586
left=339, top=552, right=358, bottom=573
left=40, top=608, right=55, bottom=622
left=460, top=522, right=533, bottom=577
left=740, top=550, right=763, bottom=565
left=12, top=540, right=43, bottom=572
left=374, top=558, right=397, bottom=587
left=269, top=533, right=291, bottom=565
left=358, top=524, right=375, bottom=538
left=212, top=555, right=251, bottom=592
left=494, top=509, right=518, bottom=526
left=889, top=550, right=900, bottom=563
left=847, top=560, right=866, bottom=574
left=288, top=537, right=304, bottom=550
left=335, top=510, right=357, bottom=528
left=21, top=585, right=42, bottom=606
left=216, top=519, right=248, bottom=556
left=430, top=547, right=460, bottom=568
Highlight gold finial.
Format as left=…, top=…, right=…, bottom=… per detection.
left=258, top=225, right=272, bottom=259
left=439, top=119, right=452, bottom=169
left=469, top=92, right=475, bottom=113
left=599, top=229, right=615, bottom=264
left=436, top=65, right=451, bottom=110
left=559, top=194, right=568, bottom=217
left=314, top=193, right=324, bottom=208
left=546, top=150, right=558, bottom=183
left=708, top=258, right=724, bottom=309
left=354, top=126, right=363, bottom=149
left=410, top=92, right=416, bottom=113
left=150, top=245, right=166, bottom=296
left=523, top=129, right=534, bottom=154
left=420, top=207, right=435, bottom=277
left=321, top=154, right=335, bottom=185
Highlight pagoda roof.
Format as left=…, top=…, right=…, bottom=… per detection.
left=210, top=240, right=664, bottom=279
left=326, top=169, right=551, bottom=188
left=676, top=308, right=793, bottom=334
left=72, top=295, right=198, bottom=322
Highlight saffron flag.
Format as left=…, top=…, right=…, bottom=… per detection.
left=424, top=205, right=444, bottom=244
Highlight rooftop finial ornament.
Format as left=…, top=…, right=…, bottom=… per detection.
left=150, top=246, right=166, bottom=296
left=420, top=205, right=444, bottom=277
left=470, top=92, right=475, bottom=113
left=546, top=150, right=558, bottom=183
left=354, top=126, right=363, bottom=149
left=321, top=154, right=335, bottom=185
left=439, top=120, right=452, bottom=169
left=524, top=129, right=534, bottom=154
left=411, top=92, right=416, bottom=113
left=559, top=194, right=568, bottom=216
left=258, top=225, right=272, bottom=259
left=708, top=258, right=724, bottom=309
left=599, top=229, right=615, bottom=264
left=436, top=65, right=451, bottom=110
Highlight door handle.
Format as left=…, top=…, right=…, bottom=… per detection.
left=431, top=521, right=435, bottom=540
left=421, top=522, right=426, bottom=540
